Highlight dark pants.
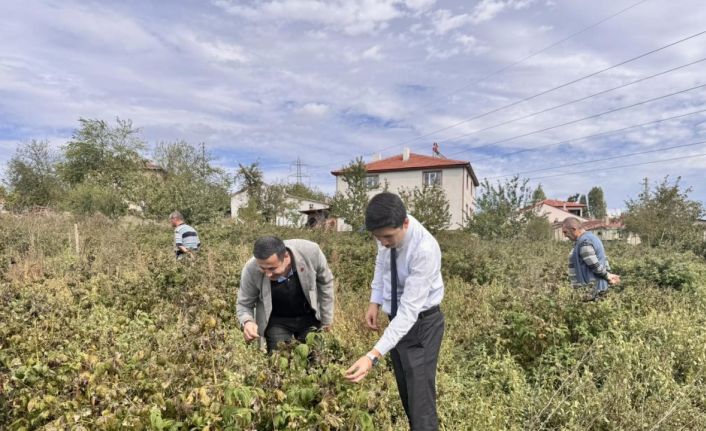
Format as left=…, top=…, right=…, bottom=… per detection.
left=390, top=309, right=445, bottom=431
left=265, top=313, right=320, bottom=352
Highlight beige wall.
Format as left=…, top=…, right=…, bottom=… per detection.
left=335, top=166, right=476, bottom=230
left=535, top=204, right=586, bottom=224
left=231, top=193, right=328, bottom=227
left=230, top=192, right=249, bottom=218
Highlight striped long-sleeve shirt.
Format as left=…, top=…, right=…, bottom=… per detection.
left=174, top=223, right=200, bottom=254
left=568, top=243, right=610, bottom=288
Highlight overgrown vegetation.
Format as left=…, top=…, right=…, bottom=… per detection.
left=465, top=175, right=544, bottom=239
left=399, top=184, right=451, bottom=234
left=624, top=176, right=705, bottom=250
left=2, top=119, right=232, bottom=223
left=1, top=214, right=705, bottom=430
left=328, top=158, right=371, bottom=231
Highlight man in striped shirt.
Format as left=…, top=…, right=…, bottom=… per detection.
left=170, top=211, right=200, bottom=259
left=562, top=217, right=620, bottom=301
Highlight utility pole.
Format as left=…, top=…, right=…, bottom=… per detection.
left=288, top=157, right=309, bottom=185
left=295, top=157, right=303, bottom=184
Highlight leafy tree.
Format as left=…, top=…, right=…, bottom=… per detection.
left=236, top=162, right=266, bottom=204
left=465, top=175, right=535, bottom=239
left=285, top=183, right=329, bottom=203
left=236, top=195, right=264, bottom=223
left=261, top=183, right=297, bottom=224
left=62, top=182, right=127, bottom=218
left=234, top=164, right=298, bottom=224
left=59, top=118, right=144, bottom=189
left=4, top=139, right=62, bottom=210
left=234, top=162, right=266, bottom=222
left=133, top=141, right=231, bottom=223
left=399, top=185, right=451, bottom=234
left=587, top=186, right=607, bottom=219
left=523, top=214, right=554, bottom=241
left=531, top=184, right=546, bottom=204
left=567, top=193, right=580, bottom=203
left=624, top=177, right=704, bottom=247
left=328, top=158, right=370, bottom=232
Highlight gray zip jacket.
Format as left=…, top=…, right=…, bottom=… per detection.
left=236, top=239, right=335, bottom=346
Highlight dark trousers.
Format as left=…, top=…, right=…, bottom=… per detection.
left=390, top=309, right=445, bottom=431
left=265, top=313, right=320, bottom=352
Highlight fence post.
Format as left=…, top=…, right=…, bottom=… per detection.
left=74, top=223, right=80, bottom=254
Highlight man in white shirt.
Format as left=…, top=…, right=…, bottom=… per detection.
left=345, top=192, right=445, bottom=431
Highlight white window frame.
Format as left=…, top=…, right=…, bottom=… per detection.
left=423, top=170, right=442, bottom=187
left=365, top=174, right=380, bottom=189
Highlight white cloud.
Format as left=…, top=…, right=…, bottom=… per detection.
left=297, top=102, right=331, bottom=116
left=345, top=44, right=385, bottom=62
left=403, top=0, right=437, bottom=12
left=2, top=0, right=705, bottom=206
left=178, top=32, right=251, bottom=63
left=455, top=34, right=489, bottom=54
left=426, top=45, right=461, bottom=60
left=213, top=0, right=405, bottom=35
left=431, top=9, right=472, bottom=35
left=361, top=45, right=384, bottom=60
left=471, top=0, right=534, bottom=24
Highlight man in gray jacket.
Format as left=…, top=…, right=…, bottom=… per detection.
left=236, top=236, right=335, bottom=351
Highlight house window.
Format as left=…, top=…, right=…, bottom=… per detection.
left=365, top=175, right=379, bottom=189
left=423, top=170, right=442, bottom=187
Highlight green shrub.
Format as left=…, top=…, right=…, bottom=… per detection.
left=1, top=214, right=705, bottom=429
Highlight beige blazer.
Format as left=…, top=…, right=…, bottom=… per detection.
left=236, top=239, right=334, bottom=346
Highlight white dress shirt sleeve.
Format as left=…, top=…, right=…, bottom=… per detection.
left=369, top=244, right=385, bottom=305
left=373, top=245, right=434, bottom=356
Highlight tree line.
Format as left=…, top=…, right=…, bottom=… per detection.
left=3, top=118, right=703, bottom=252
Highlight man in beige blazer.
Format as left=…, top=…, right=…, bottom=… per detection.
left=236, top=236, right=334, bottom=351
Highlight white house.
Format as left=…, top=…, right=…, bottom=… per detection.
left=331, top=148, right=479, bottom=230
left=522, top=199, right=588, bottom=241
left=230, top=188, right=330, bottom=228
left=528, top=199, right=588, bottom=224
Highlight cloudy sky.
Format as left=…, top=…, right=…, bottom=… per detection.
left=1, top=0, right=705, bottom=210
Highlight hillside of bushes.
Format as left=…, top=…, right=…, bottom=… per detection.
left=1, top=214, right=705, bottom=430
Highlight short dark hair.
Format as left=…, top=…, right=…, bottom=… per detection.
left=253, top=236, right=287, bottom=260
left=365, top=192, right=407, bottom=231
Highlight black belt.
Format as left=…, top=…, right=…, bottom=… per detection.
left=387, top=305, right=441, bottom=320
left=419, top=305, right=441, bottom=319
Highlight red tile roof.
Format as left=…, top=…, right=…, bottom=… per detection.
left=582, top=219, right=624, bottom=230
left=539, top=199, right=586, bottom=209
left=332, top=152, right=479, bottom=185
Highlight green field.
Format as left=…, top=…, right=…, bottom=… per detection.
left=1, top=214, right=705, bottom=430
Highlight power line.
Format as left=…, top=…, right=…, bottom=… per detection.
left=314, top=28, right=706, bottom=170
left=486, top=139, right=706, bottom=179
left=382, top=28, right=706, bottom=151
left=304, top=108, right=706, bottom=173
left=471, top=108, right=706, bottom=162
left=418, top=0, right=652, bottom=110
left=524, top=148, right=706, bottom=181
left=421, top=57, right=706, bottom=148
left=443, top=83, right=706, bottom=157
